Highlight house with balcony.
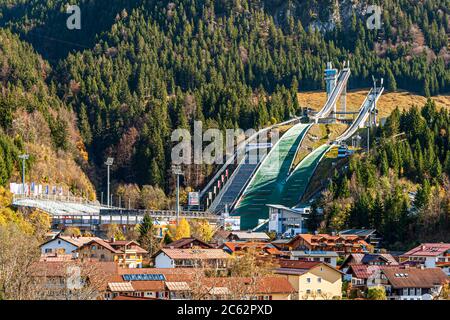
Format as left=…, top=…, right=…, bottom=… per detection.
left=40, top=235, right=102, bottom=257
left=153, top=248, right=231, bottom=269
left=105, top=271, right=294, bottom=300
left=163, top=237, right=214, bottom=249
left=221, top=241, right=287, bottom=258
left=273, top=234, right=372, bottom=255
left=275, top=260, right=343, bottom=300
left=104, top=268, right=194, bottom=300
left=228, top=231, right=271, bottom=242
left=339, top=229, right=382, bottom=249
left=340, top=253, right=398, bottom=272
left=290, top=251, right=339, bottom=268
left=199, top=276, right=296, bottom=300
left=374, top=267, right=448, bottom=300
left=344, top=264, right=398, bottom=290
left=76, top=239, right=147, bottom=268
left=400, top=243, right=450, bottom=275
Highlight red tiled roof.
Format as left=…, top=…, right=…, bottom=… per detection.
left=159, top=248, right=230, bottom=260
left=349, top=264, right=380, bottom=279
left=402, top=243, right=450, bottom=257
left=223, top=242, right=271, bottom=252
left=112, top=295, right=156, bottom=300
left=77, top=239, right=148, bottom=255
left=296, top=234, right=370, bottom=248
left=39, top=253, right=75, bottom=262
left=130, top=280, right=165, bottom=292
left=213, top=230, right=232, bottom=239
left=40, top=236, right=102, bottom=248
left=201, top=276, right=295, bottom=294
left=117, top=267, right=194, bottom=275
left=265, top=247, right=284, bottom=256
left=436, top=261, right=450, bottom=267
left=277, top=260, right=322, bottom=270
left=163, top=238, right=213, bottom=249
left=275, top=259, right=343, bottom=276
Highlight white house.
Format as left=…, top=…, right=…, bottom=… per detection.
left=375, top=267, right=448, bottom=300
left=290, top=251, right=338, bottom=268
left=267, top=204, right=310, bottom=237
left=401, top=243, right=450, bottom=275
left=40, top=235, right=101, bottom=257
left=153, top=248, right=230, bottom=269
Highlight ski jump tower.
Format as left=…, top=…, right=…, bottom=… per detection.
left=324, top=62, right=348, bottom=122
left=325, top=62, right=338, bottom=108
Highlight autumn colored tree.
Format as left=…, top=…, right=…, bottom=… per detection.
left=190, top=219, right=214, bottom=243
left=174, top=218, right=191, bottom=240
left=367, top=286, right=387, bottom=300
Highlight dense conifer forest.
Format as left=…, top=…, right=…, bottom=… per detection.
left=310, top=100, right=450, bottom=248
left=0, top=1, right=449, bottom=231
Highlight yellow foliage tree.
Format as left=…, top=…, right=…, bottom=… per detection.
left=190, top=219, right=214, bottom=242
left=27, top=209, right=51, bottom=239
left=174, top=218, right=191, bottom=240
left=63, top=226, right=82, bottom=237
left=106, top=224, right=126, bottom=241
left=0, top=187, right=34, bottom=234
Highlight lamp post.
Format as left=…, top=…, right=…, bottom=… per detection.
left=172, top=165, right=184, bottom=225
left=19, top=154, right=29, bottom=195
left=105, top=157, right=114, bottom=207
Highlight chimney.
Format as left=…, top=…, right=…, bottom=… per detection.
left=111, top=237, right=115, bottom=243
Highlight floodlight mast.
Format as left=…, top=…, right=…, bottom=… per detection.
left=172, top=165, right=184, bottom=225
left=19, top=154, right=29, bottom=195
left=105, top=157, right=114, bottom=207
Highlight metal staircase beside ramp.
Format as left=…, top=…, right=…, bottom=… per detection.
left=199, top=117, right=302, bottom=203
left=208, top=151, right=262, bottom=214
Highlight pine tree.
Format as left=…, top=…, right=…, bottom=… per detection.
left=138, top=213, right=160, bottom=256
left=415, top=179, right=431, bottom=209
left=387, top=69, right=397, bottom=92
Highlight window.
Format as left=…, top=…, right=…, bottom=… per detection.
left=317, top=278, right=322, bottom=283
left=306, top=278, right=311, bottom=283
left=58, top=240, right=61, bottom=244
left=92, top=245, right=96, bottom=250
left=45, top=248, right=52, bottom=253
left=317, top=289, right=322, bottom=294
left=306, top=290, right=311, bottom=294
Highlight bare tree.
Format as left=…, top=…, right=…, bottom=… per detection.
left=0, top=223, right=43, bottom=300
left=34, top=260, right=112, bottom=300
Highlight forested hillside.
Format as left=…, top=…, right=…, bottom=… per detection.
left=0, top=0, right=448, bottom=199
left=0, top=29, right=95, bottom=198
left=310, top=100, right=450, bottom=249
